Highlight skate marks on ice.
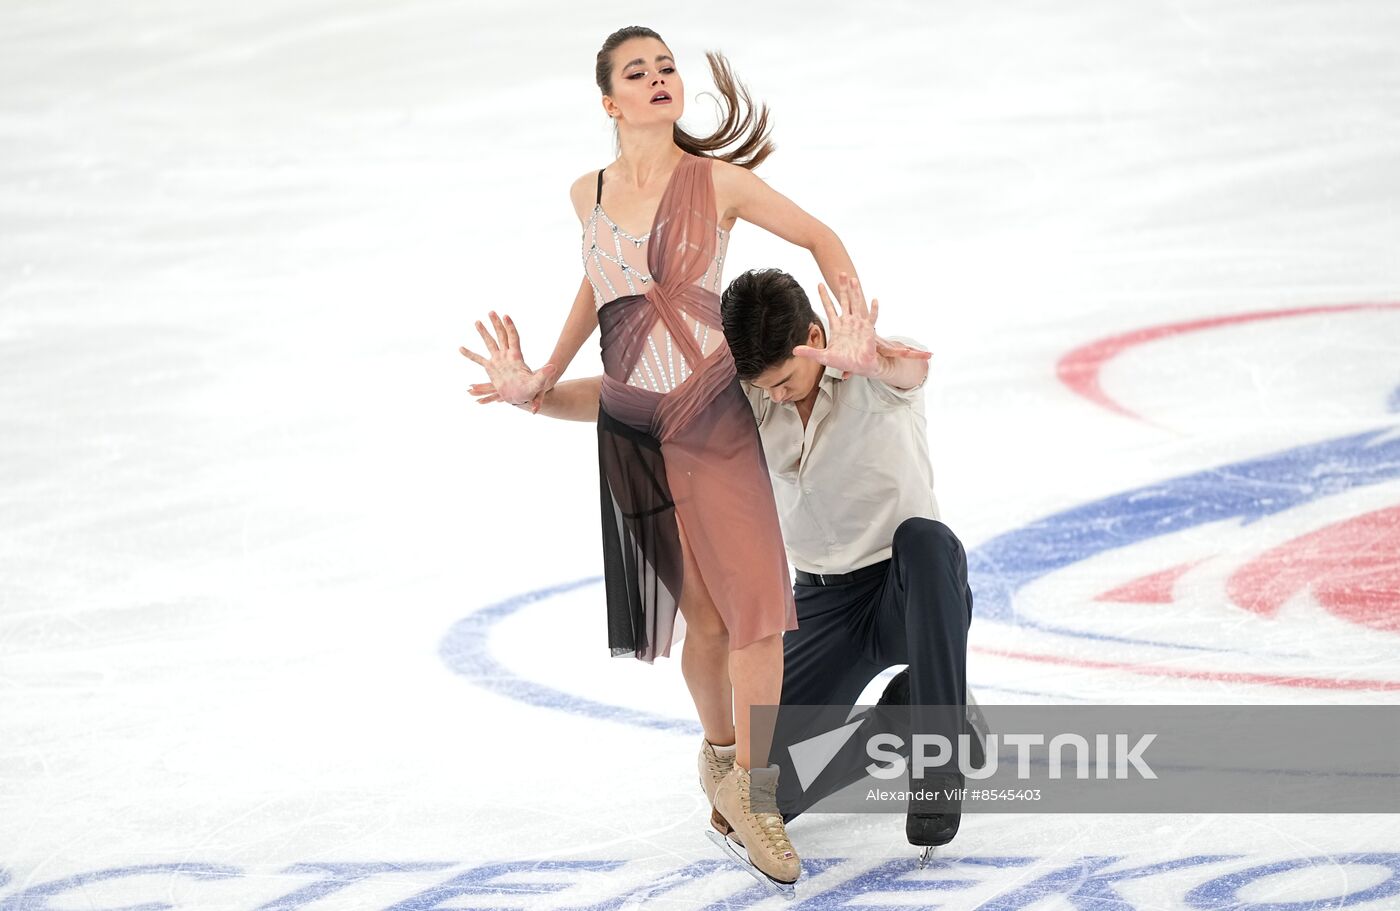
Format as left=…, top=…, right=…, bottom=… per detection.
left=974, top=300, right=1400, bottom=696
left=970, top=424, right=1400, bottom=691
left=1055, top=301, right=1400, bottom=428
left=439, top=576, right=1077, bottom=739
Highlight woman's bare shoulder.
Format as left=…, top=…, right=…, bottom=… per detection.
left=710, top=157, right=765, bottom=181
left=709, top=158, right=763, bottom=223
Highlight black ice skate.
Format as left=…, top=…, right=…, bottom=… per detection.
left=880, top=670, right=989, bottom=868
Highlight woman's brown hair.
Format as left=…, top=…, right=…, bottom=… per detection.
left=594, top=26, right=775, bottom=171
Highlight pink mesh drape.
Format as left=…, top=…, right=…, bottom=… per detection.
left=594, top=153, right=797, bottom=662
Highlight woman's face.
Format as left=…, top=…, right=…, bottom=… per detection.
left=603, top=37, right=684, bottom=126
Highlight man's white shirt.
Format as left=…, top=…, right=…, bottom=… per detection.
left=740, top=335, right=941, bottom=575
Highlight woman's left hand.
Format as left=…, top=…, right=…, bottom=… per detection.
left=792, top=273, right=929, bottom=380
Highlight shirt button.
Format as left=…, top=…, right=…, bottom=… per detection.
left=803, top=488, right=813, bottom=495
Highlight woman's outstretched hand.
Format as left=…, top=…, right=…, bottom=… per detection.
left=459, top=311, right=556, bottom=414
left=793, top=273, right=931, bottom=380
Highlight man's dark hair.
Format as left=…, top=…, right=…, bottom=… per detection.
left=720, top=268, right=822, bottom=380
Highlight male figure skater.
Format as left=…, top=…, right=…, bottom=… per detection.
left=463, top=270, right=977, bottom=858
left=718, top=269, right=976, bottom=857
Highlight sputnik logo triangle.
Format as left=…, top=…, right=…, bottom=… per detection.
left=788, top=717, right=867, bottom=791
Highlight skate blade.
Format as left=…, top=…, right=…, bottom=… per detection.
left=917, top=845, right=935, bottom=869
left=705, top=828, right=797, bottom=900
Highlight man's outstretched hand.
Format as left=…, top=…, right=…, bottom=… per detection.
left=459, top=311, right=555, bottom=414
left=792, top=273, right=931, bottom=380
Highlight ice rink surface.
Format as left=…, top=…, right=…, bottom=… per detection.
left=3, top=0, right=1399, bottom=907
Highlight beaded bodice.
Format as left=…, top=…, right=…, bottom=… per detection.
left=583, top=168, right=729, bottom=394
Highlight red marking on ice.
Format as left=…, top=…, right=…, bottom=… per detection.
left=973, top=644, right=1400, bottom=691
left=1056, top=302, right=1400, bottom=423
left=1226, top=505, right=1400, bottom=633
left=1096, top=559, right=1207, bottom=603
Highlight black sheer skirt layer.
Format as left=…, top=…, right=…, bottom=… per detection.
left=597, top=402, right=683, bottom=661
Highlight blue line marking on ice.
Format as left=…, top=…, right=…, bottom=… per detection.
left=440, top=584, right=1077, bottom=729
left=967, top=426, right=1400, bottom=651
left=439, top=577, right=702, bottom=735
left=443, top=427, right=1400, bottom=730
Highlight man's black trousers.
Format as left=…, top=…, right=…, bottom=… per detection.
left=769, top=516, right=974, bottom=818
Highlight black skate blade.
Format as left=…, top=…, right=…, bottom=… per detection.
left=705, top=828, right=797, bottom=900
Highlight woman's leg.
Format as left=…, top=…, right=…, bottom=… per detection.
left=676, top=515, right=736, bottom=749
left=728, top=630, right=783, bottom=771
left=678, top=514, right=784, bottom=771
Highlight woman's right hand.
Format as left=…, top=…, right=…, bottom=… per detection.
left=459, top=311, right=557, bottom=412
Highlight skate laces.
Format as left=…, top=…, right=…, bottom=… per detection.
left=705, top=745, right=735, bottom=778
left=743, top=771, right=794, bottom=856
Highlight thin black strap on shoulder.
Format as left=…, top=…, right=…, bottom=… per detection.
left=595, top=169, right=605, bottom=205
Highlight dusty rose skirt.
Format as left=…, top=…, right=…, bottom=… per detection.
left=597, top=298, right=797, bottom=663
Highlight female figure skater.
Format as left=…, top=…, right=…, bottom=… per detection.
left=460, top=26, right=863, bottom=894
